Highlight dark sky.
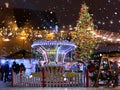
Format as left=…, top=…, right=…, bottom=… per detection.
left=0, top=0, right=120, bottom=32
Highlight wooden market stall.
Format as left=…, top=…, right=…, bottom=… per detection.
left=91, top=52, right=120, bottom=87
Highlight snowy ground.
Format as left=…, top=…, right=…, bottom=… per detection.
left=0, top=81, right=120, bottom=90
left=0, top=87, right=120, bottom=90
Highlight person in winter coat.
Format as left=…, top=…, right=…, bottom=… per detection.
left=12, top=61, right=20, bottom=74
left=20, top=63, right=26, bottom=72
left=1, top=61, right=9, bottom=82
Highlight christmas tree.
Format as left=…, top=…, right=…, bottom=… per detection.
left=74, top=3, right=97, bottom=60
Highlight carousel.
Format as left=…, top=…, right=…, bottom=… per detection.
left=31, top=40, right=77, bottom=65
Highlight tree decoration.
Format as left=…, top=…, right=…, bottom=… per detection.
left=73, top=3, right=98, bottom=60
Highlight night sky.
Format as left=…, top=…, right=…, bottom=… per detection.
left=0, top=0, right=120, bottom=32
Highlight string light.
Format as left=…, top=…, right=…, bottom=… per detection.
left=95, top=30, right=120, bottom=43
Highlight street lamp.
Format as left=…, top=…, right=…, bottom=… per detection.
left=19, top=30, right=28, bottom=49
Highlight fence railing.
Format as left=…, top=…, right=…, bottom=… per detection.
left=11, top=66, right=84, bottom=87
left=119, top=76, right=120, bottom=86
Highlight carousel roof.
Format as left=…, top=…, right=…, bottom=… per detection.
left=31, top=40, right=76, bottom=48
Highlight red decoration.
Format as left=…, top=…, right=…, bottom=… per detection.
left=92, top=19, right=94, bottom=23
left=81, top=8, right=85, bottom=14
left=44, top=62, right=47, bottom=65
left=84, top=20, right=89, bottom=25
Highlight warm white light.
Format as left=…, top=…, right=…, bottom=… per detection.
left=107, top=38, right=113, bottom=41
left=2, top=38, right=10, bottom=41
left=64, top=78, right=67, bottom=81
left=69, top=27, right=73, bottom=30
left=114, top=12, right=118, bottom=15
left=8, top=32, right=12, bottom=36
left=61, top=31, right=64, bottom=33
left=37, top=34, right=42, bottom=38
left=62, top=25, right=65, bottom=28
left=14, top=27, right=18, bottom=31
left=102, top=22, right=105, bottom=25
left=96, top=35, right=101, bottom=37
left=108, top=38, right=112, bottom=41
left=116, top=39, right=120, bottom=41
left=86, top=27, right=92, bottom=30
left=98, top=21, right=101, bottom=24
left=118, top=20, right=120, bottom=23
left=29, top=75, right=33, bottom=78
left=74, top=27, right=77, bottom=30
left=102, top=36, right=107, bottom=39
left=5, top=2, right=9, bottom=8
left=69, top=25, right=72, bottom=27
left=110, top=20, right=113, bottom=24
left=100, top=54, right=102, bottom=56
left=50, top=11, right=53, bottom=14
left=20, top=37, right=26, bottom=40
left=90, top=31, right=96, bottom=35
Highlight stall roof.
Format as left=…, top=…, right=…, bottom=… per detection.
left=5, top=49, right=35, bottom=59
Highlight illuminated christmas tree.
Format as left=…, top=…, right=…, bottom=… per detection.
left=74, top=3, right=97, bottom=60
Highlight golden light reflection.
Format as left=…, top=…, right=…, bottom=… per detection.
left=20, top=37, right=26, bottom=40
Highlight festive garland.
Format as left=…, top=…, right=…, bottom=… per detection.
left=65, top=72, right=78, bottom=78
left=30, top=72, right=41, bottom=77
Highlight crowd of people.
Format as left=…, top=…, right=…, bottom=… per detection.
left=0, top=61, right=26, bottom=82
